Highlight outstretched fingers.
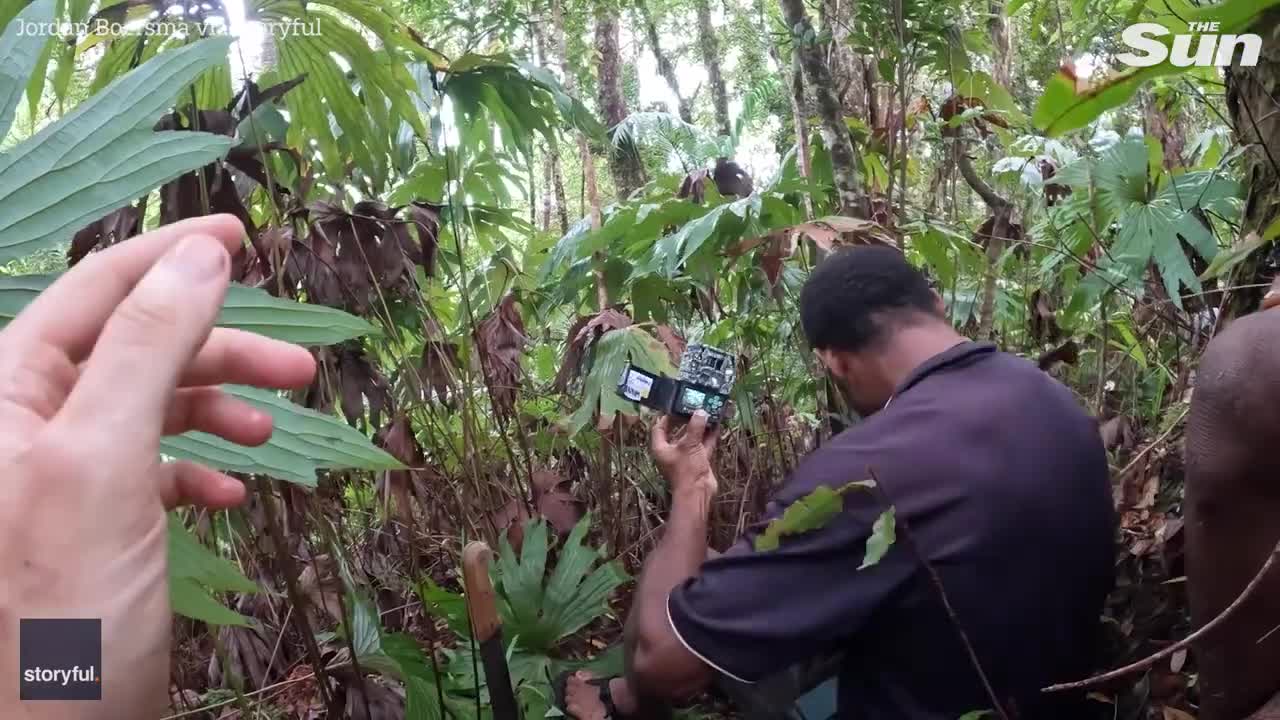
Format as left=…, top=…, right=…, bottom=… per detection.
left=58, top=233, right=233, bottom=443
left=3, top=215, right=245, bottom=363
left=178, top=328, right=316, bottom=390
left=158, top=461, right=246, bottom=510
left=163, top=387, right=274, bottom=446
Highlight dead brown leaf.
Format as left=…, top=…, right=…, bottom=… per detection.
left=378, top=413, right=422, bottom=529
left=793, top=216, right=897, bottom=251
left=407, top=201, right=441, bottom=276
left=337, top=347, right=392, bottom=430
left=529, top=468, right=584, bottom=535
left=69, top=205, right=141, bottom=266
left=654, top=325, right=686, bottom=364
left=1037, top=339, right=1079, bottom=372
left=677, top=169, right=710, bottom=204
left=476, top=294, right=528, bottom=418
left=554, top=309, right=632, bottom=393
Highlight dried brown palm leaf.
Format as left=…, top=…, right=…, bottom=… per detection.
left=475, top=294, right=528, bottom=417
left=68, top=205, right=140, bottom=266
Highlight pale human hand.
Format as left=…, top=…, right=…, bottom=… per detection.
left=0, top=215, right=316, bottom=718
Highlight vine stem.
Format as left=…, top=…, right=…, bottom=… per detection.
left=1043, top=537, right=1280, bottom=693
left=866, top=467, right=1012, bottom=720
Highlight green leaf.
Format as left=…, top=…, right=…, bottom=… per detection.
left=0, top=0, right=54, bottom=140
left=755, top=486, right=845, bottom=552
left=564, top=325, right=676, bottom=436
left=0, top=276, right=377, bottom=346
left=1007, top=0, right=1035, bottom=13
left=951, top=70, right=1023, bottom=123
left=417, top=579, right=470, bottom=638
left=170, top=577, right=250, bottom=626
left=167, top=514, right=255, bottom=626
left=489, top=515, right=627, bottom=654
left=1033, top=0, right=1280, bottom=136
left=543, top=514, right=628, bottom=643
left=1201, top=223, right=1279, bottom=280
left=160, top=385, right=404, bottom=486
left=167, top=515, right=256, bottom=593
left=755, top=480, right=881, bottom=552
left=0, top=36, right=235, bottom=263
left=859, top=507, right=897, bottom=570
left=510, top=519, right=550, bottom=631
left=216, top=285, right=380, bottom=345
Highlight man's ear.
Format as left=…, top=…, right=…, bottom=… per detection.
left=817, top=349, right=849, bottom=377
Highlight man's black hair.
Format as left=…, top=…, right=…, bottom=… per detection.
left=799, top=245, right=940, bottom=352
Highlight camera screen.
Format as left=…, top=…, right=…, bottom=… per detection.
left=681, top=388, right=707, bottom=410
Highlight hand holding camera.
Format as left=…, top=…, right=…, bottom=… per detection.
left=618, top=343, right=735, bottom=498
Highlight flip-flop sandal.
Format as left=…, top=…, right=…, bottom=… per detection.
left=553, top=670, right=620, bottom=720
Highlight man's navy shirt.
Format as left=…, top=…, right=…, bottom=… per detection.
left=667, top=342, right=1116, bottom=718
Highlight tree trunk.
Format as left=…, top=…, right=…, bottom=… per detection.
left=1144, top=94, right=1188, bottom=170
left=957, top=141, right=1012, bottom=340
left=552, top=0, right=604, bottom=303
left=635, top=0, right=693, bottom=124
left=534, top=17, right=570, bottom=235
left=595, top=7, right=646, bottom=200
left=819, top=0, right=866, bottom=121
left=778, top=0, right=864, bottom=216
left=1221, top=10, right=1280, bottom=323
left=696, top=0, right=732, bottom=138
left=790, top=49, right=814, bottom=219
left=988, top=0, right=1011, bottom=88
left=551, top=149, right=569, bottom=234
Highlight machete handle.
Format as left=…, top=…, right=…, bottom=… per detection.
left=462, top=541, right=501, bottom=643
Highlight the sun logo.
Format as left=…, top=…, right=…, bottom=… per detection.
left=1118, top=22, right=1262, bottom=68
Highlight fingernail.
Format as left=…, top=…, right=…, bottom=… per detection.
left=164, top=235, right=228, bottom=281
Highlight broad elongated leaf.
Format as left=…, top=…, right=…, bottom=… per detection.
left=0, top=276, right=377, bottom=345
left=755, top=480, right=877, bottom=552
left=168, top=514, right=255, bottom=626
left=170, top=577, right=250, bottom=626
left=217, top=285, right=380, bottom=344
left=168, top=514, right=256, bottom=592
left=0, top=0, right=54, bottom=140
left=543, top=514, right=628, bottom=642
left=493, top=516, right=627, bottom=653
left=0, top=36, right=235, bottom=262
left=859, top=507, right=897, bottom=569
left=1033, top=0, right=1280, bottom=136
left=497, top=519, right=549, bottom=637
left=565, top=325, right=676, bottom=435
left=160, top=385, right=404, bottom=486
left=755, top=485, right=845, bottom=552
left=1202, top=225, right=1278, bottom=281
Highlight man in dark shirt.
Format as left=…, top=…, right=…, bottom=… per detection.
left=561, top=245, right=1115, bottom=719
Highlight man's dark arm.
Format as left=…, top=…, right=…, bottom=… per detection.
left=624, top=485, right=717, bottom=702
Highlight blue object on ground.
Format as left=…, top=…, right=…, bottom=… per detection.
left=792, top=678, right=837, bottom=720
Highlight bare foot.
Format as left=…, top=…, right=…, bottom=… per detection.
left=565, top=671, right=641, bottom=719
left=565, top=671, right=611, bottom=720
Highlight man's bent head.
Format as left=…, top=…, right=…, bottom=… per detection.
left=799, top=246, right=956, bottom=417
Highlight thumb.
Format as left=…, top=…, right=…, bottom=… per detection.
left=61, top=235, right=231, bottom=439
left=682, top=411, right=708, bottom=447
